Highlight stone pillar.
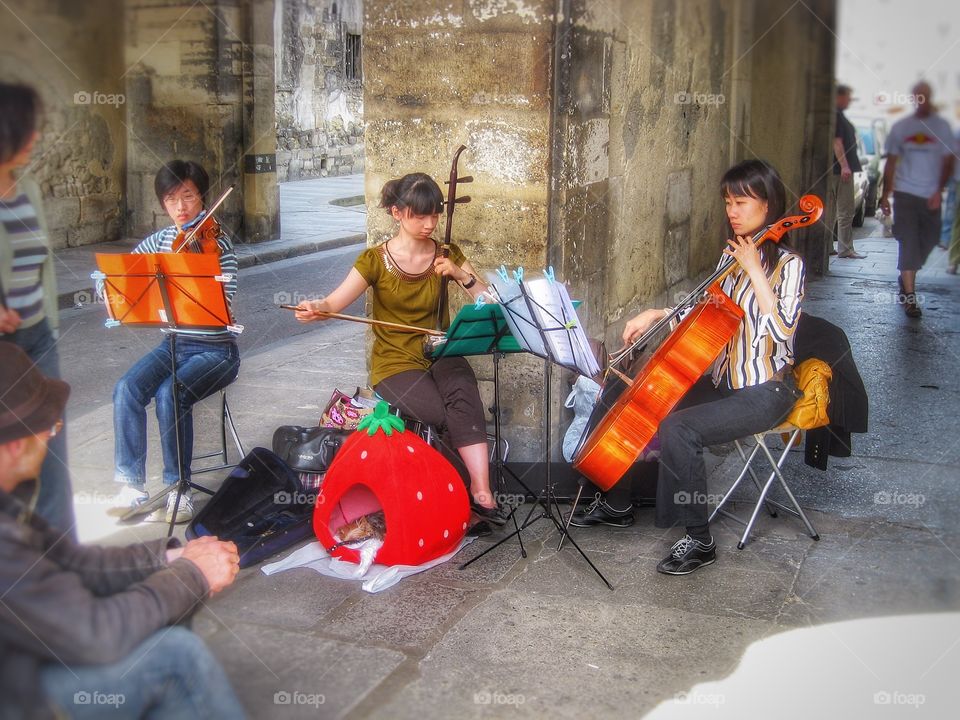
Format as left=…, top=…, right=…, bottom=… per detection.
left=241, top=0, right=280, bottom=241
left=0, top=0, right=126, bottom=249
left=124, top=0, right=245, bottom=239
left=364, top=0, right=556, bottom=461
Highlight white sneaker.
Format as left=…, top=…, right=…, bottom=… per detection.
left=148, top=491, right=194, bottom=524
left=111, top=485, right=149, bottom=510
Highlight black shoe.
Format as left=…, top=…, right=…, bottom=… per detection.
left=656, top=534, right=716, bottom=575
left=470, top=501, right=509, bottom=526
left=569, top=494, right=634, bottom=528
left=904, top=293, right=922, bottom=318
left=467, top=520, right=492, bottom=537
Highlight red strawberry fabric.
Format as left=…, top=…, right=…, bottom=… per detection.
left=313, top=401, right=470, bottom=566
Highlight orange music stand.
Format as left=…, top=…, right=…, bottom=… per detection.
left=94, top=252, right=239, bottom=535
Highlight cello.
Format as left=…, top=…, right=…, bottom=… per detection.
left=572, top=194, right=823, bottom=491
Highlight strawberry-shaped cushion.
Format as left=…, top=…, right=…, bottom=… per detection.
left=313, top=401, right=470, bottom=566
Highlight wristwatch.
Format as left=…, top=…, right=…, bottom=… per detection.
left=462, top=274, right=477, bottom=290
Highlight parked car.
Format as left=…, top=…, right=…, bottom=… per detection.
left=852, top=131, right=870, bottom=227
left=851, top=117, right=888, bottom=216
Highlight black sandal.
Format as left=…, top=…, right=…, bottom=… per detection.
left=470, top=501, right=510, bottom=526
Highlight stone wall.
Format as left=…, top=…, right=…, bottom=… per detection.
left=362, top=0, right=837, bottom=462
left=0, top=0, right=127, bottom=249
left=364, top=0, right=556, bottom=459
left=275, top=0, right=364, bottom=181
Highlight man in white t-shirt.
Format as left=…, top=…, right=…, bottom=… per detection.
left=880, top=81, right=955, bottom=318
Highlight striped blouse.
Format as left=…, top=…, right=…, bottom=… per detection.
left=0, top=194, right=47, bottom=329
left=709, top=249, right=805, bottom=389
left=97, top=218, right=239, bottom=341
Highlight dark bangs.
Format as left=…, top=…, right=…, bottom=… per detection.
left=379, top=172, right=444, bottom=215
left=720, top=159, right=786, bottom=226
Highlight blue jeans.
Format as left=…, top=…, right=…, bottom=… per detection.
left=114, top=336, right=240, bottom=488
left=1, top=318, right=76, bottom=539
left=40, top=626, right=246, bottom=719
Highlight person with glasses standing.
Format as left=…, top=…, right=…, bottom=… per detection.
left=104, top=160, right=240, bottom=524
left=0, top=82, right=76, bottom=539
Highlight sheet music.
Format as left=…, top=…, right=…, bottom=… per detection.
left=486, top=272, right=546, bottom=356
left=487, top=271, right=599, bottom=377
left=525, top=277, right=600, bottom=377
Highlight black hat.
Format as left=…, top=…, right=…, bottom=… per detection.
left=0, top=343, right=70, bottom=444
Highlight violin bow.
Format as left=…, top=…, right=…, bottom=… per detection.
left=173, top=185, right=235, bottom=253
left=433, top=145, right=473, bottom=330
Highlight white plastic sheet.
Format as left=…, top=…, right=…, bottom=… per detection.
left=261, top=537, right=476, bottom=593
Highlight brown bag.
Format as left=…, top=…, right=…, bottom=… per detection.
left=786, top=359, right=832, bottom=430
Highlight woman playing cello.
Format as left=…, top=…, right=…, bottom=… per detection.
left=295, top=172, right=507, bottom=525
left=574, top=159, right=805, bottom=576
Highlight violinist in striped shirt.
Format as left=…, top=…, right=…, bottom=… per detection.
left=105, top=160, right=240, bottom=524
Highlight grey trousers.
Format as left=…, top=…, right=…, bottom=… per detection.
left=653, top=375, right=800, bottom=530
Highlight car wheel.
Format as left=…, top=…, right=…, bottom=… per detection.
left=853, top=196, right=865, bottom=227
left=865, top=180, right=878, bottom=217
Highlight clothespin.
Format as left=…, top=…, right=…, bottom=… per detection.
left=544, top=266, right=556, bottom=284
left=91, top=271, right=106, bottom=281
left=513, top=266, right=524, bottom=283
left=496, top=265, right=510, bottom=282
left=563, top=319, right=578, bottom=329
left=104, top=319, right=120, bottom=328
left=474, top=293, right=488, bottom=309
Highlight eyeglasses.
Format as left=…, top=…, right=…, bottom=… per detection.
left=48, top=419, right=63, bottom=438
left=163, top=191, right=200, bottom=207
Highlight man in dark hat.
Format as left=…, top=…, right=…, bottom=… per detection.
left=0, top=344, right=245, bottom=719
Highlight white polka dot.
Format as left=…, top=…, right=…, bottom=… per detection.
left=360, top=450, right=368, bottom=460
left=418, top=538, right=424, bottom=547
left=443, top=529, right=449, bottom=538
left=407, top=445, right=415, bottom=453
left=462, top=522, right=467, bottom=530
left=447, top=483, right=454, bottom=492
left=416, top=491, right=423, bottom=501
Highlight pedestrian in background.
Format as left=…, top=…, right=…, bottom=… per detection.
left=830, top=84, right=866, bottom=259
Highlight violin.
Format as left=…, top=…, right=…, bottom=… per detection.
left=172, top=185, right=234, bottom=254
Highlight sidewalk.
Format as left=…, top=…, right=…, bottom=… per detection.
left=52, top=174, right=367, bottom=310
left=63, top=212, right=958, bottom=719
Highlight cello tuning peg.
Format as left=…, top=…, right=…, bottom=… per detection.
left=456, top=196, right=471, bottom=203
left=458, top=175, right=473, bottom=183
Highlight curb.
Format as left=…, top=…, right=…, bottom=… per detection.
left=57, top=233, right=367, bottom=311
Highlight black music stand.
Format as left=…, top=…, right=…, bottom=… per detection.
left=435, top=279, right=612, bottom=589
left=94, top=252, right=240, bottom=537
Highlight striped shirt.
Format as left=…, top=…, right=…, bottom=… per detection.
left=0, top=194, right=47, bottom=329
left=97, top=216, right=239, bottom=340
left=709, top=249, right=805, bottom=389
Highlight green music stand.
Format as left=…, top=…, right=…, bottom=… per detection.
left=430, top=299, right=612, bottom=589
